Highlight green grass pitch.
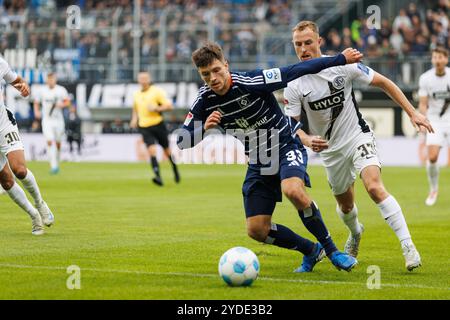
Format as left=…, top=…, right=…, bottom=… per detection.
left=0, top=162, right=449, bottom=299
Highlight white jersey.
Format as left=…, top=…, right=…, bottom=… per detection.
left=0, top=56, right=18, bottom=131
left=35, top=85, right=69, bottom=124
left=418, top=67, right=450, bottom=123
left=284, top=60, right=375, bottom=154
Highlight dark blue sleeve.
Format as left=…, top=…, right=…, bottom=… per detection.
left=241, top=54, right=347, bottom=94
left=176, top=94, right=206, bottom=150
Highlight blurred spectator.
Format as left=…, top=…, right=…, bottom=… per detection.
left=66, top=106, right=82, bottom=157
left=411, top=34, right=429, bottom=55
left=390, top=29, right=404, bottom=55
left=393, top=8, right=413, bottom=32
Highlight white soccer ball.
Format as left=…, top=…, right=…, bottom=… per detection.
left=218, top=247, right=260, bottom=287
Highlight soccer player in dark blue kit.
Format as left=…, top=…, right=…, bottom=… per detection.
left=177, top=42, right=363, bottom=272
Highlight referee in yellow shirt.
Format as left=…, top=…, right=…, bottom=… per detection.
left=130, top=72, right=180, bottom=186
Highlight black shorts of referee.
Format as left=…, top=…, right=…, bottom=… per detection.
left=139, top=121, right=170, bottom=149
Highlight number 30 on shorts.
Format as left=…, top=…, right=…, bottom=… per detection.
left=286, top=150, right=304, bottom=166
left=5, top=132, right=20, bottom=144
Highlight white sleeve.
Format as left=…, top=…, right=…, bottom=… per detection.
left=345, top=62, right=375, bottom=85
left=0, top=57, right=17, bottom=83
left=417, top=74, right=428, bottom=98
left=283, top=82, right=302, bottom=117
left=61, top=86, right=69, bottom=99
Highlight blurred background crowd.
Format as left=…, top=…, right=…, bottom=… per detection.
left=1, top=0, right=448, bottom=82
left=0, top=0, right=448, bottom=134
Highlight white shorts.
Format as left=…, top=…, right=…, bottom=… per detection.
left=320, top=132, right=381, bottom=195
left=426, top=120, right=450, bottom=147
left=0, top=122, right=24, bottom=170
left=42, top=121, right=65, bottom=142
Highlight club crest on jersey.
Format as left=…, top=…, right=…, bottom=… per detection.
left=238, top=97, right=250, bottom=108
left=262, top=68, right=281, bottom=84
left=309, top=91, right=345, bottom=111
left=332, top=76, right=345, bottom=90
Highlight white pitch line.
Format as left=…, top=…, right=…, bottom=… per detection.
left=0, top=263, right=448, bottom=291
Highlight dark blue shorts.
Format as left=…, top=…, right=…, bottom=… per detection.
left=242, top=142, right=311, bottom=217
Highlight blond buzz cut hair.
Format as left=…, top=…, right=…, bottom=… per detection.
left=292, top=21, right=319, bottom=34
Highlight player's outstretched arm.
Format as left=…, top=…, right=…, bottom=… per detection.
left=341, top=48, right=364, bottom=64
left=258, top=49, right=364, bottom=94
left=370, top=72, right=434, bottom=133
left=10, top=76, right=30, bottom=97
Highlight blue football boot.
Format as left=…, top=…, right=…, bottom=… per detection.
left=329, top=251, right=358, bottom=272
left=294, top=243, right=326, bottom=273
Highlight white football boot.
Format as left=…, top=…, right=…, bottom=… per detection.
left=344, top=224, right=364, bottom=258
left=37, top=201, right=55, bottom=227
left=425, top=190, right=438, bottom=206
left=31, top=210, right=44, bottom=235
left=402, top=242, right=422, bottom=271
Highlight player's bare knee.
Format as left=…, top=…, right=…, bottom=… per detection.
left=0, top=176, right=14, bottom=190
left=339, top=203, right=354, bottom=214
left=247, top=224, right=269, bottom=242
left=12, top=166, right=27, bottom=180
left=283, top=187, right=309, bottom=209
left=367, top=184, right=387, bottom=202
left=428, top=155, right=439, bottom=163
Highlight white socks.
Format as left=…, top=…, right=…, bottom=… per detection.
left=426, top=161, right=439, bottom=192
left=6, top=182, right=38, bottom=218
left=377, top=195, right=412, bottom=246
left=48, top=144, right=58, bottom=170
left=19, top=169, right=43, bottom=206
left=337, top=204, right=362, bottom=235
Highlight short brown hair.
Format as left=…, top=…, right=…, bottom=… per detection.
left=432, top=46, right=448, bottom=57
left=292, top=21, right=319, bottom=34
left=191, top=42, right=225, bottom=68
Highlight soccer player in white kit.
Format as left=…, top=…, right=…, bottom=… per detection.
left=0, top=56, right=55, bottom=235
left=418, top=47, right=450, bottom=206
left=283, top=21, right=434, bottom=271
left=33, top=73, right=71, bottom=174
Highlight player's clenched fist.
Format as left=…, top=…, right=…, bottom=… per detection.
left=12, top=81, right=30, bottom=97
left=341, top=48, right=363, bottom=64
left=204, top=110, right=222, bottom=130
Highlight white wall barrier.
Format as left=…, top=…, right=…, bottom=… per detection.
left=20, top=133, right=448, bottom=167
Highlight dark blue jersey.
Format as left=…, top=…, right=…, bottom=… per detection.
left=177, top=54, right=347, bottom=165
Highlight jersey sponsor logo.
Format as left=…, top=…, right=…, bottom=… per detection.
left=235, top=117, right=250, bottom=129
left=357, top=63, right=370, bottom=75
left=432, top=90, right=450, bottom=100
left=262, top=68, right=281, bottom=84
left=235, top=115, right=269, bottom=131
left=184, top=112, right=193, bottom=126
left=302, top=91, right=312, bottom=97
left=309, top=91, right=345, bottom=111
left=332, top=76, right=345, bottom=90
